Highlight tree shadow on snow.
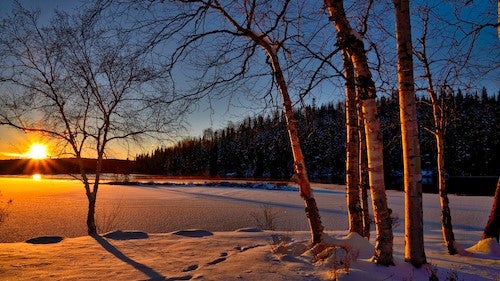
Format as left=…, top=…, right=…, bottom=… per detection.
left=164, top=188, right=346, bottom=216
left=92, top=235, right=166, bottom=280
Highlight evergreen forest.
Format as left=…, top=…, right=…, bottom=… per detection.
left=136, top=88, right=500, bottom=193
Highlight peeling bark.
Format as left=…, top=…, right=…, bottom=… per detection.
left=344, top=51, right=363, bottom=236
left=325, top=0, right=394, bottom=266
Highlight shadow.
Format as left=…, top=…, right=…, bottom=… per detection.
left=103, top=230, right=149, bottom=240
left=163, top=188, right=347, bottom=216
left=92, top=235, right=165, bottom=280
left=26, top=236, right=64, bottom=244
left=172, top=229, right=213, bottom=238
left=423, top=221, right=484, bottom=232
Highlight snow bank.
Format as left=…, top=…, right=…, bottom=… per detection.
left=466, top=238, right=500, bottom=258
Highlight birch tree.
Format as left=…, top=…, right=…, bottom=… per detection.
left=134, top=0, right=326, bottom=243
left=413, top=7, right=458, bottom=255
left=411, top=0, right=498, bottom=254
left=0, top=4, right=187, bottom=235
left=324, top=0, right=394, bottom=266
left=393, top=0, right=426, bottom=267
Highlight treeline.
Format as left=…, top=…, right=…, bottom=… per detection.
left=136, top=88, right=500, bottom=189
left=0, top=158, right=134, bottom=175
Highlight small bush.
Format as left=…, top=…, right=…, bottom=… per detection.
left=250, top=204, right=281, bottom=230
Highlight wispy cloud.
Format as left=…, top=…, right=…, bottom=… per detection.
left=0, top=152, right=26, bottom=159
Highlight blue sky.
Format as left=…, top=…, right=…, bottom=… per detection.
left=0, top=0, right=498, bottom=159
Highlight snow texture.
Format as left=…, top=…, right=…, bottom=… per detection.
left=0, top=177, right=498, bottom=280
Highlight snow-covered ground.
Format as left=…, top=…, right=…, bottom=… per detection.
left=0, top=177, right=498, bottom=280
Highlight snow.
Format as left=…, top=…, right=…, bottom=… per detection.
left=0, top=177, right=499, bottom=280
left=466, top=238, right=500, bottom=258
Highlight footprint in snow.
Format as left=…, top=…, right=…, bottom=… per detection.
left=182, top=264, right=198, bottom=272
left=205, top=252, right=228, bottom=266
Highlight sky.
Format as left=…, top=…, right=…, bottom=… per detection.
left=0, top=0, right=260, bottom=159
left=0, top=0, right=498, bottom=160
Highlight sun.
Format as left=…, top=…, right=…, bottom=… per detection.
left=26, top=143, right=48, bottom=159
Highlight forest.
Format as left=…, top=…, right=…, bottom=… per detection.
left=136, top=88, right=500, bottom=194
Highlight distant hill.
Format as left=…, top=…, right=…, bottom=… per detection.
left=0, top=158, right=136, bottom=175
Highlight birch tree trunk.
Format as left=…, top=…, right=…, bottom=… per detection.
left=358, top=106, right=371, bottom=239
left=483, top=178, right=500, bottom=242
left=394, top=0, right=426, bottom=267
left=343, top=51, right=363, bottom=235
left=325, top=0, right=394, bottom=266
left=436, top=131, right=458, bottom=253
left=267, top=50, right=324, bottom=245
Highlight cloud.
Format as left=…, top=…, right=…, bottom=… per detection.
left=0, top=152, right=25, bottom=159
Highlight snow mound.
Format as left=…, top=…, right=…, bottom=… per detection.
left=320, top=232, right=375, bottom=259
left=466, top=238, right=500, bottom=258
left=103, top=230, right=149, bottom=240
left=25, top=236, right=64, bottom=244
left=172, top=229, right=213, bottom=238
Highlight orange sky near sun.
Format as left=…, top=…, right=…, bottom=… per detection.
left=0, top=127, right=46, bottom=159
left=0, top=126, right=155, bottom=160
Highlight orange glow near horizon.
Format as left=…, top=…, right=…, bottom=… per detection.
left=26, top=143, right=49, bottom=159
left=32, top=174, right=42, bottom=180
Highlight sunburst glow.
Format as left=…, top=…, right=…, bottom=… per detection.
left=32, top=173, right=42, bottom=180
left=26, top=143, right=48, bottom=159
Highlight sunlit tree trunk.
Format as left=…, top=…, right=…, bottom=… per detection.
left=483, top=178, right=500, bottom=242
left=325, top=0, right=394, bottom=266
left=267, top=50, right=324, bottom=244
left=343, top=51, right=363, bottom=235
left=394, top=0, right=426, bottom=267
left=436, top=130, right=458, bottom=253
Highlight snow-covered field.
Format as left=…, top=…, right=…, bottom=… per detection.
left=0, top=177, right=498, bottom=280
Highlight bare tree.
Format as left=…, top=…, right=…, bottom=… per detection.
left=412, top=0, right=498, bottom=254
left=200, top=0, right=324, bottom=244
left=0, top=4, right=187, bottom=235
left=324, top=0, right=394, bottom=266
left=413, top=6, right=458, bottom=255
left=393, top=0, right=426, bottom=268
left=125, top=0, right=325, bottom=243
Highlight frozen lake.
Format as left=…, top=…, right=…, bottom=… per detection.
left=0, top=176, right=492, bottom=244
